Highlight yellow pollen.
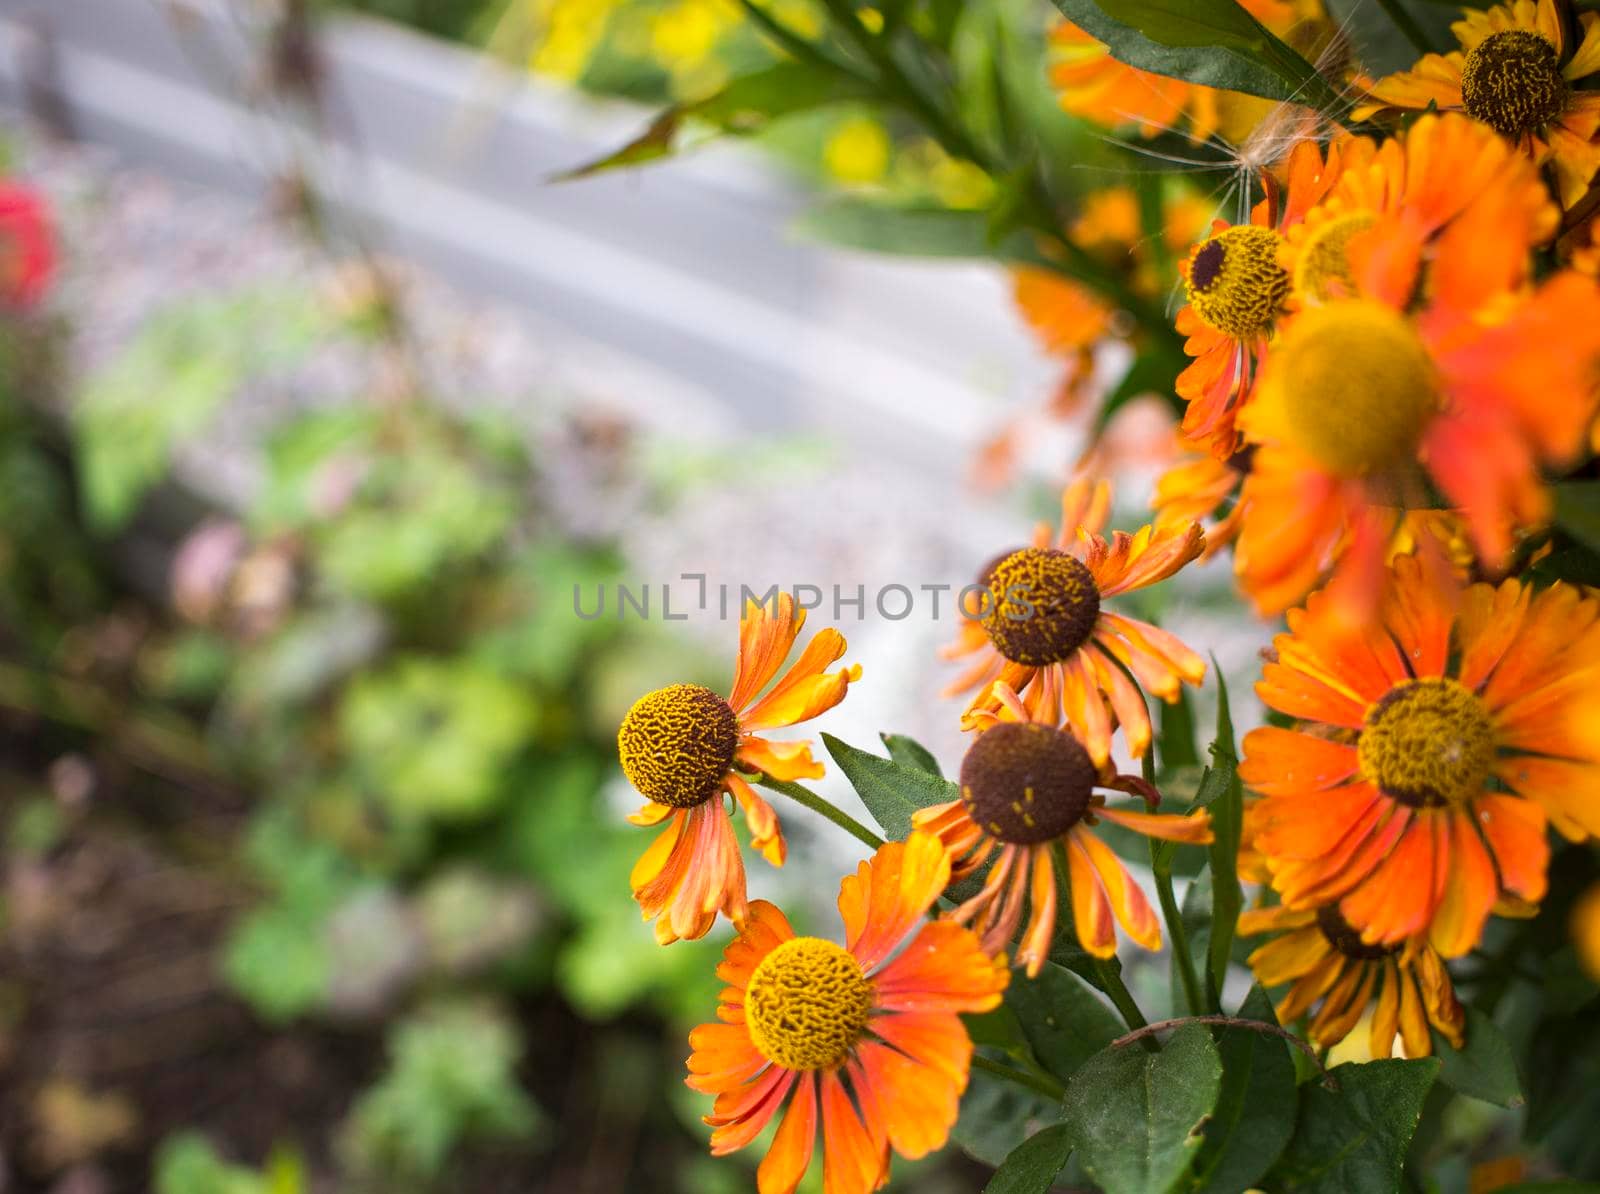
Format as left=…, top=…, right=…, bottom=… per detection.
left=1274, top=300, right=1438, bottom=477
left=617, top=683, right=739, bottom=808
left=1358, top=678, right=1494, bottom=808
left=744, top=937, right=873, bottom=1071
left=1185, top=225, right=1290, bottom=339
left=1460, top=30, right=1568, bottom=137
left=981, top=547, right=1101, bottom=666
left=1293, top=212, right=1376, bottom=302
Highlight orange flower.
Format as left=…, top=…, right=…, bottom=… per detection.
left=1243, top=554, right=1600, bottom=958
left=916, top=684, right=1211, bottom=974
left=1047, top=1, right=1328, bottom=145
left=1234, top=117, right=1600, bottom=616
left=943, top=478, right=1206, bottom=766
left=1152, top=447, right=1249, bottom=560
left=1175, top=136, right=1364, bottom=456
left=1353, top=0, right=1600, bottom=207
left=1240, top=902, right=1464, bottom=1057
left=619, top=594, right=861, bottom=943
left=686, top=832, right=1008, bottom=1194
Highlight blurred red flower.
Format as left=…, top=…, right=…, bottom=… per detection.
left=0, top=180, right=55, bottom=310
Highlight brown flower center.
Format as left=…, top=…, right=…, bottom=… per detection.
left=617, top=683, right=739, bottom=808
left=1461, top=30, right=1569, bottom=137
left=981, top=547, right=1101, bottom=666
left=959, top=721, right=1097, bottom=844
left=1358, top=678, right=1494, bottom=809
left=1317, top=905, right=1398, bottom=961
left=1185, top=225, right=1290, bottom=339
left=745, top=937, right=873, bottom=1070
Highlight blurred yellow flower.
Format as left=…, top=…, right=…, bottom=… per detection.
left=529, top=0, right=619, bottom=81
left=1575, top=881, right=1600, bottom=981
left=651, top=0, right=738, bottom=67
left=825, top=116, right=893, bottom=184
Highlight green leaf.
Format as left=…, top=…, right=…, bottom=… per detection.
left=552, top=64, right=876, bottom=180
left=822, top=732, right=959, bottom=840
left=1432, top=1006, right=1525, bottom=1109
left=1048, top=0, right=1335, bottom=106
left=1062, top=1023, right=1224, bottom=1194
left=1204, top=668, right=1243, bottom=1001
left=1159, top=688, right=1200, bottom=771
left=1267, top=1059, right=1440, bottom=1193
left=1007, top=962, right=1124, bottom=1084
left=880, top=732, right=944, bottom=777
left=1553, top=480, right=1600, bottom=554
left=75, top=287, right=327, bottom=531
left=985, top=1124, right=1074, bottom=1194
left=954, top=1068, right=1062, bottom=1168
left=1190, top=986, right=1298, bottom=1194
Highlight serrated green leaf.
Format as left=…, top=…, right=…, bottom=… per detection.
left=880, top=732, right=944, bottom=777
left=1268, top=1058, right=1440, bottom=1193
left=1007, top=962, right=1124, bottom=1084
left=1432, top=1006, right=1525, bottom=1109
left=1191, top=986, right=1298, bottom=1194
left=1205, top=668, right=1243, bottom=1001
left=1049, top=0, right=1335, bottom=106
left=985, top=1123, right=1074, bottom=1194
left=822, top=732, right=959, bottom=840
left=1062, top=1024, right=1223, bottom=1194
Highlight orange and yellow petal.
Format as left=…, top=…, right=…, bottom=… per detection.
left=839, top=831, right=953, bottom=973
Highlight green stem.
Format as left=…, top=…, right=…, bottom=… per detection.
left=755, top=775, right=885, bottom=850
left=971, top=1053, right=1067, bottom=1102
left=811, top=0, right=1175, bottom=338
left=1152, top=841, right=1207, bottom=1016
left=735, top=0, right=851, bottom=74
left=1372, top=0, right=1436, bottom=56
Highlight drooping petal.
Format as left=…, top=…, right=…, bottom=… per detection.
left=840, top=832, right=952, bottom=973
left=727, top=772, right=788, bottom=867
left=756, top=1072, right=817, bottom=1194
left=819, top=1069, right=889, bottom=1194
left=737, top=736, right=825, bottom=782
left=1065, top=829, right=1117, bottom=957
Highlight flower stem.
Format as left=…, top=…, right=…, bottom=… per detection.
left=755, top=775, right=885, bottom=850
left=1152, top=841, right=1208, bottom=1016
left=971, top=1053, right=1067, bottom=1103
left=1111, top=1016, right=1339, bottom=1090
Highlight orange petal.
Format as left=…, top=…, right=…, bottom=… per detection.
left=738, top=736, right=825, bottom=782
left=718, top=899, right=797, bottom=988
left=854, top=1041, right=961, bottom=1163
left=1428, top=808, right=1497, bottom=957
left=742, top=626, right=859, bottom=730
left=727, top=772, right=789, bottom=867
left=873, top=921, right=1008, bottom=1013
left=1096, top=805, right=1213, bottom=844
left=819, top=1069, right=889, bottom=1194
left=1475, top=793, right=1549, bottom=904
left=840, top=832, right=952, bottom=972
left=756, top=1071, right=817, bottom=1194
left=1065, top=830, right=1117, bottom=957
left=1077, top=828, right=1161, bottom=949
left=730, top=592, right=805, bottom=712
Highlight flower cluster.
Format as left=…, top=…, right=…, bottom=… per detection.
left=608, top=0, right=1600, bottom=1182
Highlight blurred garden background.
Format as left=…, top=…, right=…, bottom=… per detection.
left=0, top=0, right=1416, bottom=1190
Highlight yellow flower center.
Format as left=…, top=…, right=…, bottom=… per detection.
left=981, top=547, right=1101, bottom=666
left=1293, top=212, right=1376, bottom=302
left=1275, top=300, right=1438, bottom=477
left=617, top=683, right=739, bottom=808
left=1185, top=225, right=1290, bottom=339
left=1316, top=904, right=1398, bottom=961
left=1460, top=30, right=1569, bottom=137
left=1358, top=678, right=1494, bottom=808
left=744, top=937, right=874, bottom=1071
left=959, top=721, right=1096, bottom=844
